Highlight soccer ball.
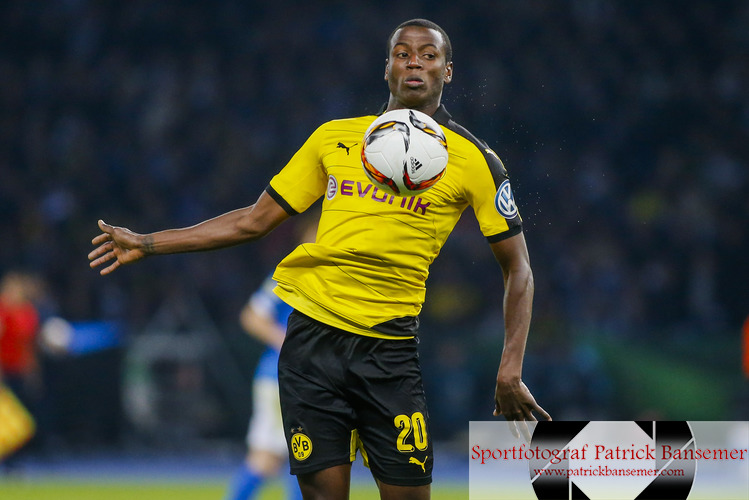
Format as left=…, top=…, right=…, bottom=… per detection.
left=361, top=109, right=448, bottom=196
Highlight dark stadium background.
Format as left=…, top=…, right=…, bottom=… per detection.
left=1, top=0, right=746, bottom=469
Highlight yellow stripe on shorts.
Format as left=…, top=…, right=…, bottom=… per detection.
left=349, top=428, right=370, bottom=468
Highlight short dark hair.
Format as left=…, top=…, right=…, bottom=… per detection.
left=387, top=19, right=453, bottom=63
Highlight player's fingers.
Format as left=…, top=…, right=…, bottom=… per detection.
left=495, top=400, right=519, bottom=419
left=88, top=242, right=112, bottom=261
left=97, top=219, right=113, bottom=233
left=518, top=420, right=532, bottom=442
left=534, top=403, right=552, bottom=421
left=508, top=420, right=520, bottom=439
left=89, top=249, right=116, bottom=269
left=494, top=406, right=518, bottom=419
left=100, top=259, right=120, bottom=275
left=92, top=232, right=112, bottom=245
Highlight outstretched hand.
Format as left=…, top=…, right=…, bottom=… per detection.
left=88, top=220, right=148, bottom=275
left=494, top=378, right=551, bottom=441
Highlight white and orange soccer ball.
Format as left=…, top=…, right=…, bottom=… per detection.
left=361, top=109, right=448, bottom=196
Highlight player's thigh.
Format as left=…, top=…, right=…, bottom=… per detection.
left=278, top=312, right=357, bottom=474
left=351, top=337, right=433, bottom=487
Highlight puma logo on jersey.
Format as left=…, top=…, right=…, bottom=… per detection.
left=409, top=455, right=428, bottom=473
left=337, top=142, right=357, bottom=155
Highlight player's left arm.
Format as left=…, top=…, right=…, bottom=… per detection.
left=490, top=232, right=551, bottom=424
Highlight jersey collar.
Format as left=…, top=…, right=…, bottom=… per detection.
left=376, top=104, right=452, bottom=125
left=430, top=104, right=452, bottom=125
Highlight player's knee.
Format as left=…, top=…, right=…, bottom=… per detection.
left=376, top=481, right=431, bottom=500
left=296, top=465, right=352, bottom=500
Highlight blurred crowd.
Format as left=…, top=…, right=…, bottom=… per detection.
left=1, top=0, right=747, bottom=446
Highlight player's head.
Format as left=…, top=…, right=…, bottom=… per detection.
left=385, top=19, right=453, bottom=115
left=386, top=19, right=452, bottom=64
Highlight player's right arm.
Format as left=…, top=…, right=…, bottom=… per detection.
left=88, top=190, right=289, bottom=275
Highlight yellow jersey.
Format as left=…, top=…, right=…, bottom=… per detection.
left=267, top=105, right=522, bottom=339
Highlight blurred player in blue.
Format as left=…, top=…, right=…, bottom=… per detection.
left=225, top=275, right=302, bottom=500
left=226, top=219, right=316, bottom=500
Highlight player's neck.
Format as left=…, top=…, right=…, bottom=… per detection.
left=385, top=97, right=441, bottom=117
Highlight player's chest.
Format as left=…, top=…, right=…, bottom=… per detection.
left=319, top=129, right=464, bottom=219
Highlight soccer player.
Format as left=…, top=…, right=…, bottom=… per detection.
left=89, top=18, right=551, bottom=500
left=225, top=275, right=302, bottom=500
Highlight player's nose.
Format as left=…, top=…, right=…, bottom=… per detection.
left=406, top=54, right=422, bottom=68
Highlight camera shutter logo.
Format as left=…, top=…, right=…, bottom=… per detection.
left=529, top=421, right=696, bottom=500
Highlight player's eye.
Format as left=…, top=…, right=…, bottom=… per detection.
left=396, top=51, right=409, bottom=58
left=422, top=53, right=436, bottom=60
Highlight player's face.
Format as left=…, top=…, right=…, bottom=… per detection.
left=385, top=26, right=453, bottom=115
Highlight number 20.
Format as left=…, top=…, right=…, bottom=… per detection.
left=394, top=412, right=428, bottom=452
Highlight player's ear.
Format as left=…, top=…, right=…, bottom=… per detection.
left=384, top=59, right=390, bottom=81
left=444, top=62, right=453, bottom=84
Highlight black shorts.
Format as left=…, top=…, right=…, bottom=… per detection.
left=278, top=310, right=433, bottom=486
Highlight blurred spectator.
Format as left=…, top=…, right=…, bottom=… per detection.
left=0, top=271, right=43, bottom=469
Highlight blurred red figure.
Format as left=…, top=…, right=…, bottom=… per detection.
left=0, top=272, right=41, bottom=385
left=0, top=271, right=42, bottom=468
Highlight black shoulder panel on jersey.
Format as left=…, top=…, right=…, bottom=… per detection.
left=265, top=185, right=299, bottom=216
left=442, top=118, right=509, bottom=190
left=437, top=106, right=523, bottom=237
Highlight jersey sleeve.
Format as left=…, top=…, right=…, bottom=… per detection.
left=463, top=145, right=522, bottom=243
left=267, top=123, right=329, bottom=215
